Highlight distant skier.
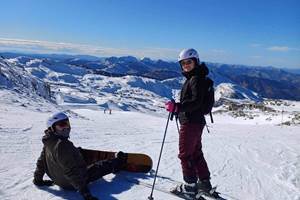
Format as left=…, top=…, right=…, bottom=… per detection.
left=165, top=48, right=217, bottom=198
left=33, top=112, right=127, bottom=200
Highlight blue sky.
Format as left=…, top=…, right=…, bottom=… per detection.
left=0, top=0, right=299, bottom=68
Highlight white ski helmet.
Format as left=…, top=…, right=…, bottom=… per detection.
left=178, top=48, right=200, bottom=64
left=47, top=112, right=69, bottom=128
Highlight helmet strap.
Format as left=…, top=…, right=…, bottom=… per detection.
left=191, top=58, right=200, bottom=65
left=50, top=126, right=55, bottom=133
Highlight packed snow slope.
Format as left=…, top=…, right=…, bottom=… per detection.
left=0, top=89, right=299, bottom=200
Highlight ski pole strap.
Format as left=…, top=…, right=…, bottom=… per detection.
left=210, top=112, right=214, bottom=123
left=170, top=99, right=176, bottom=121
left=175, top=117, right=180, bottom=134
left=206, top=124, right=210, bottom=133
left=170, top=112, right=175, bottom=121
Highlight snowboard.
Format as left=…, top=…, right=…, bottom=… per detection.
left=80, top=148, right=153, bottom=173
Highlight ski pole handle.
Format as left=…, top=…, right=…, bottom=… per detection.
left=170, top=99, right=176, bottom=121
left=170, top=112, right=175, bottom=121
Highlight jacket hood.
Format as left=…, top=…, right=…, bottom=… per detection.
left=182, top=62, right=209, bottom=79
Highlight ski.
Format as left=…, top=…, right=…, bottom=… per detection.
left=123, top=176, right=227, bottom=200
left=149, top=173, right=234, bottom=200
left=124, top=177, right=197, bottom=200
left=196, top=187, right=226, bottom=200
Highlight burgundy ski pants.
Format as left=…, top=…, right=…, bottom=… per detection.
left=178, top=123, right=210, bottom=183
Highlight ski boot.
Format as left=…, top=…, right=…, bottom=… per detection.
left=196, top=179, right=221, bottom=199
left=170, top=182, right=198, bottom=200
left=197, top=179, right=212, bottom=193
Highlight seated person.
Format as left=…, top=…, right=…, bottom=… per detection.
left=33, top=112, right=127, bottom=200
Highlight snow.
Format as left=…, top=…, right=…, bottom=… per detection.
left=215, top=83, right=262, bottom=102
left=0, top=89, right=299, bottom=200
left=45, top=63, right=87, bottom=76
left=0, top=58, right=51, bottom=99
left=1, top=54, right=300, bottom=199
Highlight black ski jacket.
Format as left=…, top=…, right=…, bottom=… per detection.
left=178, top=63, right=209, bottom=125
left=33, top=129, right=88, bottom=191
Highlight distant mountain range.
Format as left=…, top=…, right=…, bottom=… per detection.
left=1, top=52, right=299, bottom=104
left=284, top=68, right=300, bottom=75
left=208, top=63, right=300, bottom=101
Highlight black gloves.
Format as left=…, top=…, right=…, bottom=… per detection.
left=116, top=151, right=128, bottom=165
left=80, top=186, right=99, bottom=200
left=33, top=179, right=54, bottom=187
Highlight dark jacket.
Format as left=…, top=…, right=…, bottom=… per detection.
left=178, top=63, right=209, bottom=125
left=34, top=129, right=88, bottom=190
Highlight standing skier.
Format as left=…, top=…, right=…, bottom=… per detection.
left=165, top=48, right=215, bottom=198
left=33, top=112, right=127, bottom=200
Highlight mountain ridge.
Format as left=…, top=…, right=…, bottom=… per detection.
left=1, top=52, right=299, bottom=103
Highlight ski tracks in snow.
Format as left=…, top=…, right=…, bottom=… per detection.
left=1, top=105, right=300, bottom=200
left=206, top=124, right=300, bottom=200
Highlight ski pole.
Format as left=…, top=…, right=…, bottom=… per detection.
left=148, top=112, right=172, bottom=200
left=175, top=117, right=180, bottom=134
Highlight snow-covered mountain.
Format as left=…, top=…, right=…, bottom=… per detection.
left=0, top=55, right=172, bottom=114
left=53, top=55, right=300, bottom=101
left=0, top=56, right=51, bottom=100
left=208, top=62, right=300, bottom=100
left=0, top=52, right=299, bottom=125
left=3, top=52, right=300, bottom=100
left=0, top=53, right=262, bottom=101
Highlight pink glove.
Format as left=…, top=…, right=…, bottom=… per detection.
left=165, top=101, right=179, bottom=113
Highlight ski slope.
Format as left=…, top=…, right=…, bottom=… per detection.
left=0, top=90, right=299, bottom=200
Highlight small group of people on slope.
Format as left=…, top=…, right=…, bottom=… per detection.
left=33, top=48, right=216, bottom=200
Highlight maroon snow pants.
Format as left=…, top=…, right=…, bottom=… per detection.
left=178, top=123, right=210, bottom=183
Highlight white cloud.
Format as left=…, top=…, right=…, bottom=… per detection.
left=250, top=44, right=300, bottom=53
left=267, top=46, right=300, bottom=52
left=0, top=38, right=179, bottom=59
left=267, top=46, right=290, bottom=52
